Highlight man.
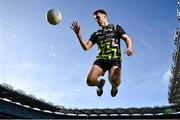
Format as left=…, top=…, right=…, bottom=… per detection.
left=70, top=9, right=133, bottom=97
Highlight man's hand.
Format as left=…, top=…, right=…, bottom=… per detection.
left=124, top=48, right=133, bottom=56
left=70, top=21, right=80, bottom=34
left=70, top=21, right=93, bottom=51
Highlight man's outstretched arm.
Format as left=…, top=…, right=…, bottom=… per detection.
left=70, top=21, right=93, bottom=51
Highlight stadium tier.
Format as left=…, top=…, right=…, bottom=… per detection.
left=168, top=28, right=180, bottom=105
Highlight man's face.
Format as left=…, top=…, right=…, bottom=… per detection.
left=94, top=13, right=106, bottom=26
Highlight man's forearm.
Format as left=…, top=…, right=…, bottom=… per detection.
left=122, top=35, right=133, bottom=49
left=126, top=38, right=133, bottom=49
left=76, top=33, right=88, bottom=50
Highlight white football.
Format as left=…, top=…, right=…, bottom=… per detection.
left=47, top=9, right=62, bottom=25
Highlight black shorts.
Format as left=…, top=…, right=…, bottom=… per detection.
left=93, top=59, right=121, bottom=75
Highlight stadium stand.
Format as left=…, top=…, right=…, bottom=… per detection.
left=0, top=82, right=180, bottom=118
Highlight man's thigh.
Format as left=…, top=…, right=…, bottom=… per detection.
left=87, top=65, right=104, bottom=80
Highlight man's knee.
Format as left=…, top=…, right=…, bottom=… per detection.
left=114, top=79, right=121, bottom=87
left=86, top=77, right=97, bottom=86
left=111, top=78, right=121, bottom=87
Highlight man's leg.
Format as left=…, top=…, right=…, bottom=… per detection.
left=108, top=66, right=121, bottom=97
left=86, top=65, right=105, bottom=96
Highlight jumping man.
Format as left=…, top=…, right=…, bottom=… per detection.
left=70, top=9, right=133, bottom=97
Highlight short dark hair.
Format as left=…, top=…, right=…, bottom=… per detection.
left=93, top=9, right=107, bottom=16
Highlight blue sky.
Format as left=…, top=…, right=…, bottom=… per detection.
left=0, top=0, right=177, bottom=109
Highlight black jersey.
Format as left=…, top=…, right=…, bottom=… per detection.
left=90, top=24, right=126, bottom=61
